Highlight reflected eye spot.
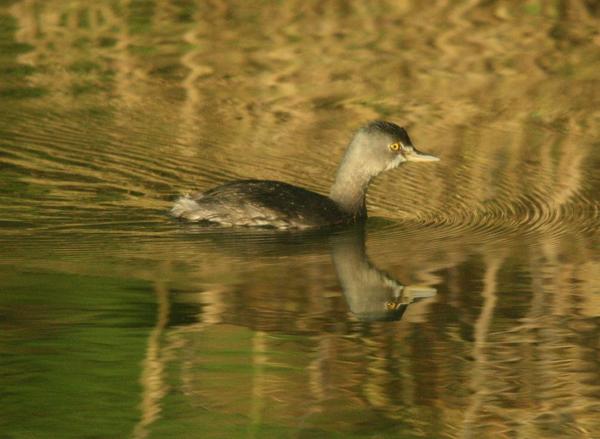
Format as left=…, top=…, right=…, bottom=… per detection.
left=385, top=300, right=403, bottom=310
left=389, top=143, right=400, bottom=151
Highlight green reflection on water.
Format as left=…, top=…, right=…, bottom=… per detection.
left=1, top=269, right=156, bottom=438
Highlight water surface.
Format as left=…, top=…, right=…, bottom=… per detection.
left=1, top=1, right=599, bottom=438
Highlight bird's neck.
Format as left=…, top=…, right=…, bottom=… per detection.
left=329, top=155, right=373, bottom=218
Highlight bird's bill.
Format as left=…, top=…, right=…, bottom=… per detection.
left=405, top=148, right=440, bottom=162
left=403, top=285, right=437, bottom=299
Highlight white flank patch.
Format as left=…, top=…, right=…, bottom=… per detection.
left=171, top=195, right=200, bottom=218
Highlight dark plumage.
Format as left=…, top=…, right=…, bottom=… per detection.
left=176, top=180, right=345, bottom=228
left=171, top=120, right=439, bottom=229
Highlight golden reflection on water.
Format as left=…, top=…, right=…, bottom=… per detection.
left=1, top=0, right=599, bottom=438
left=2, top=0, right=598, bottom=232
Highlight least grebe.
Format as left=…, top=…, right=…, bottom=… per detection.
left=171, top=120, right=439, bottom=229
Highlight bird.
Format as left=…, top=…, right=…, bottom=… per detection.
left=171, top=120, right=439, bottom=229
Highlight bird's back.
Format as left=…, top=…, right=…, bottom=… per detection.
left=171, top=180, right=350, bottom=229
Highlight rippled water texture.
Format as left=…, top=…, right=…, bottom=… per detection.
left=1, top=1, right=599, bottom=438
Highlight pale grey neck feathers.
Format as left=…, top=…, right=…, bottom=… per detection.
left=329, top=130, right=384, bottom=217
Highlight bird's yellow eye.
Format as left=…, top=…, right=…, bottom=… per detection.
left=389, top=143, right=400, bottom=151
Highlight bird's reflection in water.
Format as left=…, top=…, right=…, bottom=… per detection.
left=331, top=225, right=436, bottom=322
left=179, top=222, right=436, bottom=322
